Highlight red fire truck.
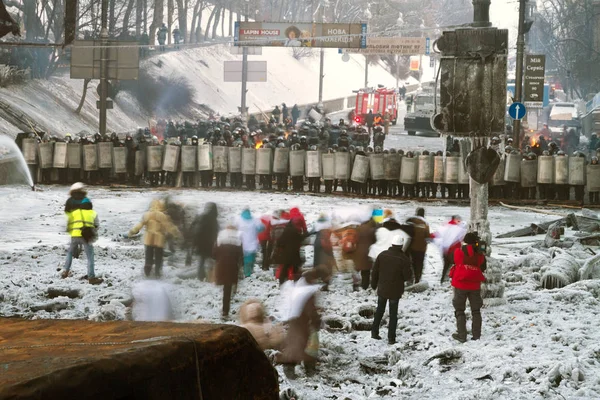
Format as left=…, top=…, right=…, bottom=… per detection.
left=352, top=87, right=398, bottom=126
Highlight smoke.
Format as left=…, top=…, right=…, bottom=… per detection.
left=117, top=69, right=196, bottom=118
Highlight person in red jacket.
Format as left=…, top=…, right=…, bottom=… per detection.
left=449, top=232, right=487, bottom=343
left=289, top=207, right=307, bottom=235
left=258, top=213, right=273, bottom=270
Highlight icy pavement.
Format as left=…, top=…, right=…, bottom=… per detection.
left=1, top=185, right=599, bottom=399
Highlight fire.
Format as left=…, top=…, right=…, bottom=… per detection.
left=254, top=140, right=263, bottom=149
left=530, top=136, right=539, bottom=147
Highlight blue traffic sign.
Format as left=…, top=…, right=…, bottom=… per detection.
left=508, top=102, right=526, bottom=120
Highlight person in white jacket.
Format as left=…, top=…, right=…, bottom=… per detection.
left=236, top=208, right=264, bottom=277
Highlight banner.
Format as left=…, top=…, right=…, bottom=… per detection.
left=235, top=22, right=367, bottom=49
left=341, top=37, right=426, bottom=55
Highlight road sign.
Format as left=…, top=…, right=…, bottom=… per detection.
left=425, top=37, right=431, bottom=55
left=230, top=46, right=262, bottom=55
left=224, top=61, right=267, bottom=82
left=509, top=102, right=526, bottom=120
left=235, top=22, right=367, bottom=49
left=70, top=40, right=139, bottom=80
left=340, top=37, right=426, bottom=55
left=523, top=54, right=546, bottom=109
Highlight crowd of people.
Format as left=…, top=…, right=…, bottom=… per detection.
left=62, top=183, right=487, bottom=376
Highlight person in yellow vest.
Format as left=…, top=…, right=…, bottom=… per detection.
left=61, top=182, right=104, bottom=284
left=128, top=198, right=181, bottom=278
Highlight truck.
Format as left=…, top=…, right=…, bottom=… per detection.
left=352, top=87, right=398, bottom=126
left=547, top=102, right=581, bottom=139
left=404, top=89, right=439, bottom=136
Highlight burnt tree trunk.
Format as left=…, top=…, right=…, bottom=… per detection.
left=75, top=79, right=91, bottom=114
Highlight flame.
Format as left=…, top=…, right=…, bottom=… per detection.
left=254, top=140, right=263, bottom=149
left=530, top=136, right=539, bottom=147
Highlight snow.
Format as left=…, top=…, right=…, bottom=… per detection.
left=1, top=184, right=599, bottom=398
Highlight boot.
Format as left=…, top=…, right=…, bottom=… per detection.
left=61, top=270, right=70, bottom=279
left=88, top=277, right=104, bottom=285
left=144, top=264, right=152, bottom=277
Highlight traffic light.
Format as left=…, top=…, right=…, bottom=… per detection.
left=432, top=28, right=509, bottom=136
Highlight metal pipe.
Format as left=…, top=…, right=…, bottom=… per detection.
left=318, top=4, right=324, bottom=103
left=513, top=0, right=527, bottom=144
left=99, top=0, right=109, bottom=136
left=472, top=0, right=492, bottom=27
left=240, top=1, right=249, bottom=121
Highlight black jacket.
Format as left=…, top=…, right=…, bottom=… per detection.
left=371, top=246, right=413, bottom=300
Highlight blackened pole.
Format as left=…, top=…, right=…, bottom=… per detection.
left=240, top=1, right=249, bottom=121
left=513, top=0, right=527, bottom=144
left=99, top=0, right=108, bottom=136
left=318, top=4, right=324, bottom=103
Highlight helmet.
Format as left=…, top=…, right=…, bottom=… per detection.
left=310, top=145, right=318, bottom=151
left=422, top=150, right=430, bottom=156
left=291, top=144, right=301, bottom=151
left=374, top=146, right=382, bottom=153
left=549, top=141, right=557, bottom=148
left=591, top=156, right=598, bottom=164
left=277, top=142, right=286, bottom=148
left=406, top=151, right=414, bottom=158
left=383, top=149, right=389, bottom=154
left=505, top=145, right=513, bottom=153
left=491, top=136, right=500, bottom=144
left=69, top=182, right=86, bottom=194
left=436, top=150, right=443, bottom=156
left=507, top=137, right=514, bottom=143
left=542, top=150, right=550, bottom=156
left=348, top=145, right=356, bottom=152
left=389, top=148, right=396, bottom=154
left=339, top=146, right=348, bottom=152
left=573, top=151, right=585, bottom=158
left=367, top=146, right=373, bottom=153
left=398, top=149, right=405, bottom=155
left=557, top=150, right=565, bottom=156
left=192, top=135, right=198, bottom=140
left=300, top=136, right=307, bottom=142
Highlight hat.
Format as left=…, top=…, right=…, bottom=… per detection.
left=391, top=235, right=405, bottom=248
left=383, top=209, right=394, bottom=219
left=69, top=182, right=86, bottom=195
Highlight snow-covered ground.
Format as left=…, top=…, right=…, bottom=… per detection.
left=1, top=184, right=599, bottom=399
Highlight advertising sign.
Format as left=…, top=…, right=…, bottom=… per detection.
left=523, top=55, right=546, bottom=109
left=235, top=22, right=367, bottom=49
left=341, top=37, right=426, bottom=55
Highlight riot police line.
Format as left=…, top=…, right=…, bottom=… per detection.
left=17, top=136, right=600, bottom=204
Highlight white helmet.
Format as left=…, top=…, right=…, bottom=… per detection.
left=391, top=235, right=405, bottom=248
left=69, top=182, right=86, bottom=194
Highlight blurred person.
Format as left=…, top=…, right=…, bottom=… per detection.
left=187, top=202, right=219, bottom=281
left=312, top=214, right=335, bottom=291
left=238, top=299, right=284, bottom=350
left=61, top=183, right=103, bottom=285
left=275, top=219, right=304, bottom=285
left=214, top=222, right=243, bottom=317
left=275, top=270, right=323, bottom=376
left=433, top=215, right=467, bottom=283
left=131, top=280, right=174, bottom=321
left=397, top=207, right=430, bottom=283
left=352, top=218, right=377, bottom=291
left=258, top=212, right=273, bottom=271
left=371, top=235, right=413, bottom=345
left=449, top=232, right=487, bottom=343
left=128, top=198, right=181, bottom=278
left=237, top=208, right=264, bottom=277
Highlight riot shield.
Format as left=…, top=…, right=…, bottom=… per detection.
left=417, top=155, right=433, bottom=183
left=146, top=146, right=163, bottom=172
left=67, top=143, right=82, bottom=168
left=97, top=142, right=113, bottom=169
left=400, top=156, right=418, bottom=184
left=587, top=164, right=600, bottom=192
left=180, top=146, right=197, bottom=172
left=350, top=154, right=369, bottom=184
left=520, top=159, right=537, bottom=188
left=568, top=157, right=585, bottom=186
left=305, top=150, right=321, bottom=178
left=537, top=156, right=554, bottom=184
left=458, top=159, right=470, bottom=185
left=38, top=142, right=53, bottom=169
left=322, top=153, right=335, bottom=180
left=554, top=156, right=569, bottom=185
left=491, top=158, right=505, bottom=186
left=256, top=148, right=273, bottom=175
left=213, top=146, right=229, bottom=173
left=334, top=152, right=350, bottom=180
left=53, top=142, right=68, bottom=169
left=384, top=153, right=400, bottom=181
left=198, top=144, right=213, bottom=171
left=369, top=153, right=384, bottom=180
left=83, top=144, right=98, bottom=171
left=22, top=138, right=37, bottom=165
left=228, top=147, right=242, bottom=173
left=135, top=150, right=145, bottom=176
left=289, top=150, right=306, bottom=177
left=433, top=156, right=444, bottom=183
left=242, top=148, right=256, bottom=175
left=273, top=148, right=289, bottom=174
left=503, top=154, right=521, bottom=183
left=112, top=147, right=127, bottom=174
left=162, top=145, right=180, bottom=172
left=444, top=156, right=459, bottom=184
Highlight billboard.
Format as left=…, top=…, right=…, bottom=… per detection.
left=523, top=55, right=546, bottom=109
left=70, top=40, right=139, bottom=80
left=341, top=37, right=426, bottom=55
left=235, top=22, right=367, bottom=49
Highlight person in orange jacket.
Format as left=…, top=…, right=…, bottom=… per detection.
left=449, top=232, right=487, bottom=343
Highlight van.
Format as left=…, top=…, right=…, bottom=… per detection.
left=548, top=102, right=580, bottom=138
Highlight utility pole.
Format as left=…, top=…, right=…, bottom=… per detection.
left=318, top=3, right=325, bottom=104
left=513, top=0, right=527, bottom=144
left=99, top=0, right=109, bottom=136
left=240, top=0, right=249, bottom=121
left=364, top=56, right=368, bottom=88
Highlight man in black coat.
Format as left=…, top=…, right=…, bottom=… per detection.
left=371, top=235, right=413, bottom=345
left=186, top=202, right=219, bottom=281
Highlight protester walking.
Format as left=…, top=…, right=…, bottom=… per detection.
left=214, top=223, right=243, bottom=317
left=237, top=208, right=264, bottom=277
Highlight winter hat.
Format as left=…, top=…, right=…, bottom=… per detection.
left=317, top=213, right=328, bottom=223
left=384, top=209, right=394, bottom=219
left=69, top=182, right=86, bottom=195
left=391, top=235, right=405, bottom=248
